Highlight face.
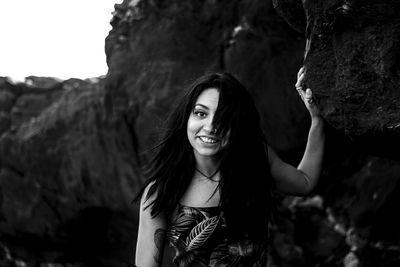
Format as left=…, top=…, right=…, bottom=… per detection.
left=187, top=88, right=229, bottom=160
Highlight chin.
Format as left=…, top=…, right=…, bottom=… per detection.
left=194, top=148, right=223, bottom=158
left=194, top=149, right=216, bottom=157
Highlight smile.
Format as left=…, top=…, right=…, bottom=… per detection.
left=198, top=136, right=219, bottom=144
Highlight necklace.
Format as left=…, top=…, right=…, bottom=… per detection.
left=195, top=167, right=219, bottom=181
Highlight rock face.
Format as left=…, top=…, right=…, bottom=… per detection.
left=0, top=77, right=139, bottom=266
left=274, top=0, right=400, bottom=265
left=105, top=0, right=308, bottom=154
left=275, top=0, right=400, bottom=156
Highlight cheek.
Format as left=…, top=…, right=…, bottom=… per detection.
left=186, top=118, right=196, bottom=141
left=187, top=116, right=198, bottom=135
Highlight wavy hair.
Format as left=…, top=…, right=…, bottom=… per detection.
left=136, top=72, right=273, bottom=242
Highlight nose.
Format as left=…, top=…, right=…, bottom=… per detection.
left=203, top=117, right=217, bottom=134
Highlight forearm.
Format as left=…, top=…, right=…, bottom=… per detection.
left=297, top=116, right=325, bottom=190
left=135, top=227, right=165, bottom=267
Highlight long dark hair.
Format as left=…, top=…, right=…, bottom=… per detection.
left=137, top=72, right=273, bottom=242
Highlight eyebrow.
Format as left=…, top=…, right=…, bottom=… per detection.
left=194, top=104, right=209, bottom=110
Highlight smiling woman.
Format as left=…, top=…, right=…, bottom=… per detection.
left=134, top=70, right=325, bottom=267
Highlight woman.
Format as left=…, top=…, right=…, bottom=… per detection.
left=135, top=67, right=324, bottom=266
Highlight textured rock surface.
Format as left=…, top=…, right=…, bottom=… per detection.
left=0, top=77, right=139, bottom=266
left=275, top=0, right=400, bottom=265
left=105, top=0, right=308, bottom=154
left=275, top=0, right=400, bottom=155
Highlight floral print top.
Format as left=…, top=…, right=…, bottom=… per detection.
left=165, top=203, right=267, bottom=267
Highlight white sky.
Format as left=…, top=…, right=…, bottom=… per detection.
left=0, top=0, right=122, bottom=81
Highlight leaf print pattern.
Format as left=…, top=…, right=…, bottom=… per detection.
left=167, top=204, right=208, bottom=250
left=166, top=204, right=267, bottom=266
left=186, top=215, right=220, bottom=251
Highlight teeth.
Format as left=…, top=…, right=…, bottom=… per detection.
left=199, top=136, right=218, bottom=143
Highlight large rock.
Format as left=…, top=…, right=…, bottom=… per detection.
left=225, top=0, right=308, bottom=152
left=274, top=0, right=400, bottom=156
left=275, top=0, right=400, bottom=265
left=0, top=77, right=139, bottom=266
left=105, top=0, right=308, bottom=154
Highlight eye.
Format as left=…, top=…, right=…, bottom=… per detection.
left=193, top=110, right=207, bottom=117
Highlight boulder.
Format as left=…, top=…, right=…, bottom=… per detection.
left=274, top=0, right=400, bottom=265
left=105, top=0, right=308, bottom=154
left=274, top=0, right=400, bottom=156
left=0, top=78, right=139, bottom=266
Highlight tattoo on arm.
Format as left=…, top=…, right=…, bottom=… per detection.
left=154, top=228, right=166, bottom=265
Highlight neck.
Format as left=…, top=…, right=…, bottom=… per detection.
left=194, top=153, right=220, bottom=177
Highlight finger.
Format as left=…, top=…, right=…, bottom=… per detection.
left=305, top=88, right=314, bottom=104
left=295, top=73, right=305, bottom=88
left=296, top=86, right=303, bottom=96
left=297, top=66, right=307, bottom=79
left=297, top=87, right=305, bottom=99
left=299, top=72, right=305, bottom=83
left=305, top=88, right=312, bottom=99
left=297, top=66, right=304, bottom=79
left=297, top=68, right=302, bottom=79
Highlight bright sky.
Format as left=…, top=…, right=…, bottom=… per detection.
left=0, top=0, right=122, bottom=81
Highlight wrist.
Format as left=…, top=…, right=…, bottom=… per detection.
left=310, top=115, right=324, bottom=127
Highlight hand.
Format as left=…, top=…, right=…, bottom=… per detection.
left=295, top=67, right=320, bottom=118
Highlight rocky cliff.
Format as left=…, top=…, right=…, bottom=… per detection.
left=0, top=76, right=139, bottom=266
left=274, top=0, right=400, bottom=266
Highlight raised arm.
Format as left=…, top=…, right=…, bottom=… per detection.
left=269, top=67, right=325, bottom=195
left=135, top=183, right=166, bottom=267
